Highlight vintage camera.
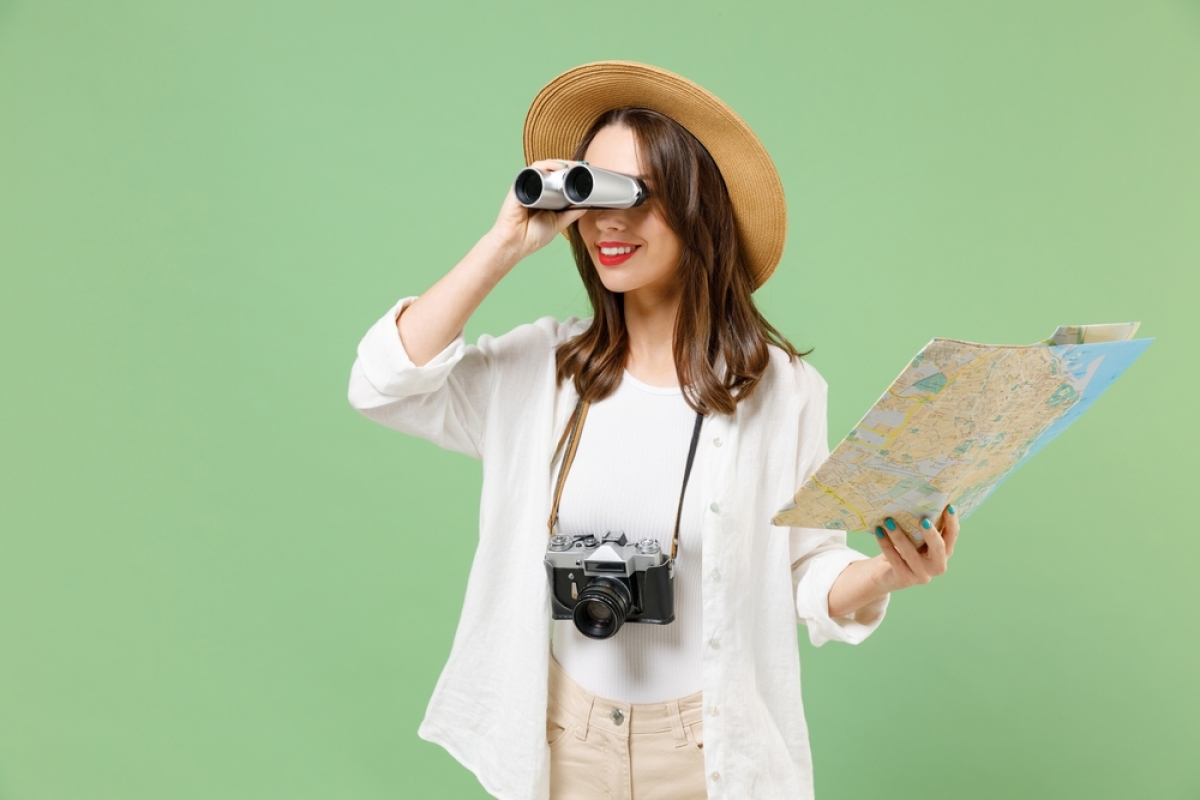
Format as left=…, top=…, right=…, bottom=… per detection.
left=514, top=165, right=649, bottom=210
left=544, top=532, right=675, bottom=640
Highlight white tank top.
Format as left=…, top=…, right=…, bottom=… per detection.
left=551, top=371, right=705, bottom=703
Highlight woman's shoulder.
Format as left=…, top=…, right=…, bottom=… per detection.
left=765, top=343, right=828, bottom=398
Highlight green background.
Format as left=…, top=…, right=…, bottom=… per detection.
left=2, top=1, right=1197, bottom=798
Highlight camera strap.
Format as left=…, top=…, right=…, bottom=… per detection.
left=548, top=398, right=705, bottom=560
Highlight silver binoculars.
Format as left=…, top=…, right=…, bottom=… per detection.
left=514, top=165, right=648, bottom=210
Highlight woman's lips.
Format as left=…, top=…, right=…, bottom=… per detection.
left=597, top=244, right=640, bottom=267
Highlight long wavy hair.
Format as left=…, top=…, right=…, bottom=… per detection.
left=555, top=107, right=810, bottom=416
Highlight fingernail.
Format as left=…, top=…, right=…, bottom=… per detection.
left=885, top=518, right=896, bottom=531
left=948, top=505, right=956, bottom=515
left=875, top=526, right=885, bottom=538
left=921, top=518, right=932, bottom=530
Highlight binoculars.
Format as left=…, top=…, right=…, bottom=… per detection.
left=514, top=165, right=648, bottom=210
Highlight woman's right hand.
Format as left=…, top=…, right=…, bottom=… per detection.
left=395, top=160, right=590, bottom=367
left=488, top=159, right=589, bottom=260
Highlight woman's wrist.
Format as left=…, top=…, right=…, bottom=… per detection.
left=866, top=554, right=900, bottom=594
left=478, top=229, right=527, bottom=272
left=827, top=557, right=893, bottom=618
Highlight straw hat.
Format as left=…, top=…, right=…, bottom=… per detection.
left=523, top=60, right=787, bottom=289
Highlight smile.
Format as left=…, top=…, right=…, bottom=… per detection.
left=597, top=243, right=640, bottom=267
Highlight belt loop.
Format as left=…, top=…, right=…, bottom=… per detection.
left=667, top=699, right=688, bottom=748
left=576, top=693, right=595, bottom=741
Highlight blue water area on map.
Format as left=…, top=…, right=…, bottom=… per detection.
left=991, top=338, right=1153, bottom=498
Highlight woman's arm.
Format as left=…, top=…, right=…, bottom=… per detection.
left=348, top=160, right=588, bottom=457
left=398, top=160, right=587, bottom=366
left=398, top=232, right=519, bottom=366
left=827, top=505, right=962, bottom=617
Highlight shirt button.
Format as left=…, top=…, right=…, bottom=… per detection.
left=713, top=437, right=723, bottom=447
left=710, top=771, right=721, bottom=782
left=710, top=638, right=720, bottom=650
left=610, top=708, right=624, bottom=726
left=709, top=502, right=720, bottom=513
left=709, top=705, right=719, bottom=716
left=710, top=568, right=721, bottom=580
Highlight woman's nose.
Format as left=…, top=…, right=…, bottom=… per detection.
left=591, top=206, right=627, bottom=230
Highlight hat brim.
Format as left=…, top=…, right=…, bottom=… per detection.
left=523, top=61, right=786, bottom=290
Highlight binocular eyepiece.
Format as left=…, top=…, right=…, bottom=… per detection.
left=514, top=165, right=648, bottom=210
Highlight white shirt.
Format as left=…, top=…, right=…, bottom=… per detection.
left=551, top=371, right=706, bottom=703
left=348, top=297, right=889, bottom=800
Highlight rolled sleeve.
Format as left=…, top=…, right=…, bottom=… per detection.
left=793, top=544, right=890, bottom=647
left=352, top=296, right=469, bottom=401
left=348, top=295, right=493, bottom=459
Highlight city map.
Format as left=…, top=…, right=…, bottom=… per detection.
left=773, top=324, right=1152, bottom=533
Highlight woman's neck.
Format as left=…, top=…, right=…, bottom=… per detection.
left=623, top=287, right=682, bottom=388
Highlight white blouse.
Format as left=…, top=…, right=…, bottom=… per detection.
left=348, top=296, right=889, bottom=800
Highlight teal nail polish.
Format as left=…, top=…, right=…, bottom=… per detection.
left=885, top=518, right=896, bottom=531
left=921, top=518, right=932, bottom=530
left=948, top=505, right=956, bottom=515
left=875, top=526, right=885, bottom=538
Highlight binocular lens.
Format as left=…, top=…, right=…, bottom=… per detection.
left=514, top=169, right=544, bottom=205
left=573, top=578, right=632, bottom=640
left=563, top=168, right=593, bottom=204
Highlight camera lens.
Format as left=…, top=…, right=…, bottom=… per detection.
left=585, top=604, right=613, bottom=623
left=563, top=167, right=594, bottom=203
left=514, top=169, right=544, bottom=205
left=573, top=578, right=631, bottom=639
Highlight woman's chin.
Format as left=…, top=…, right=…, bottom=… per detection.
left=598, top=279, right=632, bottom=295
left=593, top=270, right=636, bottom=295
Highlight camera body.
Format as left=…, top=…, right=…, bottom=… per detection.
left=544, top=532, right=675, bottom=640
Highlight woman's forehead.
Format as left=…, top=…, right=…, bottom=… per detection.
left=582, top=125, right=645, bottom=178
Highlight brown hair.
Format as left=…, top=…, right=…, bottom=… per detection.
left=555, top=107, right=810, bottom=416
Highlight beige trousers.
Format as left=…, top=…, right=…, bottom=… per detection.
left=547, top=656, right=708, bottom=800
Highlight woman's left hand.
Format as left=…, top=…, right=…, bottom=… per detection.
left=872, top=504, right=961, bottom=592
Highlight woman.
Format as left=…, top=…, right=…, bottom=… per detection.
left=348, top=61, right=960, bottom=800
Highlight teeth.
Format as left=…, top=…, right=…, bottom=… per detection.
left=600, top=246, right=636, bottom=256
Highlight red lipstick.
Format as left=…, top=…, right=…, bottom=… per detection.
left=597, top=241, right=640, bottom=267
